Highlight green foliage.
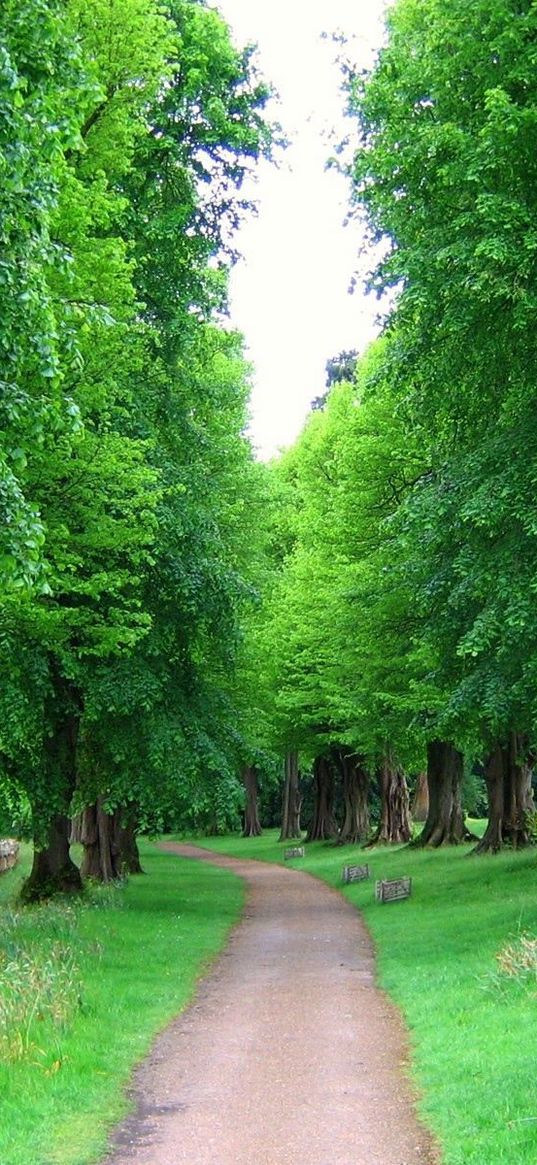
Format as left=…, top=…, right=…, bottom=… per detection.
left=0, top=0, right=92, bottom=590
left=0, top=0, right=277, bottom=867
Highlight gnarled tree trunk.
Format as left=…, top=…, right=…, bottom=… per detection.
left=416, top=739, right=466, bottom=847
left=334, top=748, right=369, bottom=844
left=306, top=755, right=338, bottom=842
left=503, top=732, right=534, bottom=847
left=411, top=771, right=429, bottom=822
left=242, top=765, right=262, bottom=837
left=279, top=750, right=302, bottom=840
left=23, top=813, right=81, bottom=901
left=474, top=734, right=534, bottom=854
left=79, top=801, right=144, bottom=880
left=370, top=759, right=411, bottom=845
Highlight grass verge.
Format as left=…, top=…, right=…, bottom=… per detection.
left=193, top=828, right=537, bottom=1165
left=0, top=841, right=243, bottom=1165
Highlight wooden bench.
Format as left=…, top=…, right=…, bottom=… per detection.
left=0, top=839, right=19, bottom=874
left=284, top=846, right=305, bottom=860
left=375, top=876, right=412, bottom=903
left=342, top=863, right=370, bottom=884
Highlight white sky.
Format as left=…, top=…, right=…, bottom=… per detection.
left=215, top=0, right=388, bottom=458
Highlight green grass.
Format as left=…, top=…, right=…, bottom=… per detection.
left=0, top=841, right=244, bottom=1165
left=4, top=826, right=535, bottom=1165
left=193, top=828, right=537, bottom=1165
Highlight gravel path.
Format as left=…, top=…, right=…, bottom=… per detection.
left=102, top=843, right=439, bottom=1165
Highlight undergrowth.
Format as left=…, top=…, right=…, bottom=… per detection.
left=0, top=904, right=83, bottom=1063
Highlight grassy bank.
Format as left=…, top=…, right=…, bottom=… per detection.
left=0, top=842, right=243, bottom=1165
left=195, top=828, right=537, bottom=1165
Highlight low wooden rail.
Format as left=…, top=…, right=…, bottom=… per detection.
left=375, top=876, right=412, bottom=904
left=342, top=863, right=370, bottom=884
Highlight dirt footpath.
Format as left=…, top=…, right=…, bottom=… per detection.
left=102, top=843, right=439, bottom=1165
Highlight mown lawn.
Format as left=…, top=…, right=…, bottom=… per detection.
left=195, top=827, right=537, bottom=1165
left=0, top=842, right=244, bottom=1165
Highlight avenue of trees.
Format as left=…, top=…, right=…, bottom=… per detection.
left=2, top=0, right=537, bottom=895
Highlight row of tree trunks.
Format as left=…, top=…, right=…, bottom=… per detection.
left=306, top=748, right=411, bottom=846
left=474, top=734, right=534, bottom=853
left=25, top=800, right=143, bottom=901
left=293, top=733, right=533, bottom=855
left=279, top=750, right=302, bottom=840
left=242, top=765, right=262, bottom=837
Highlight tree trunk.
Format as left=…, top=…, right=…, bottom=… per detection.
left=474, top=734, right=535, bottom=854
left=242, top=765, right=261, bottom=837
left=23, top=678, right=83, bottom=901
left=80, top=799, right=122, bottom=882
left=23, top=814, right=81, bottom=901
left=503, top=732, right=534, bottom=847
left=117, top=812, right=144, bottom=874
left=69, top=813, right=83, bottom=844
left=335, top=749, right=369, bottom=844
left=415, top=739, right=466, bottom=847
left=279, top=750, right=302, bottom=840
left=473, top=745, right=505, bottom=854
left=306, top=755, right=338, bottom=842
left=370, top=759, right=411, bottom=845
left=411, top=771, right=429, bottom=822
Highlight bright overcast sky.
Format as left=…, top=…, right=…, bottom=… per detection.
left=214, top=0, right=388, bottom=458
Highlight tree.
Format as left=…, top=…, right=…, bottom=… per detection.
left=1, top=0, right=278, bottom=893
left=68, top=0, right=276, bottom=860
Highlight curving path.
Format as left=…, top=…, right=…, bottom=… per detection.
left=102, top=843, right=439, bottom=1165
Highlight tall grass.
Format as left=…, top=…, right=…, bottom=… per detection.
left=0, top=842, right=244, bottom=1165
left=0, top=901, right=82, bottom=1063
left=196, top=829, right=537, bottom=1165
